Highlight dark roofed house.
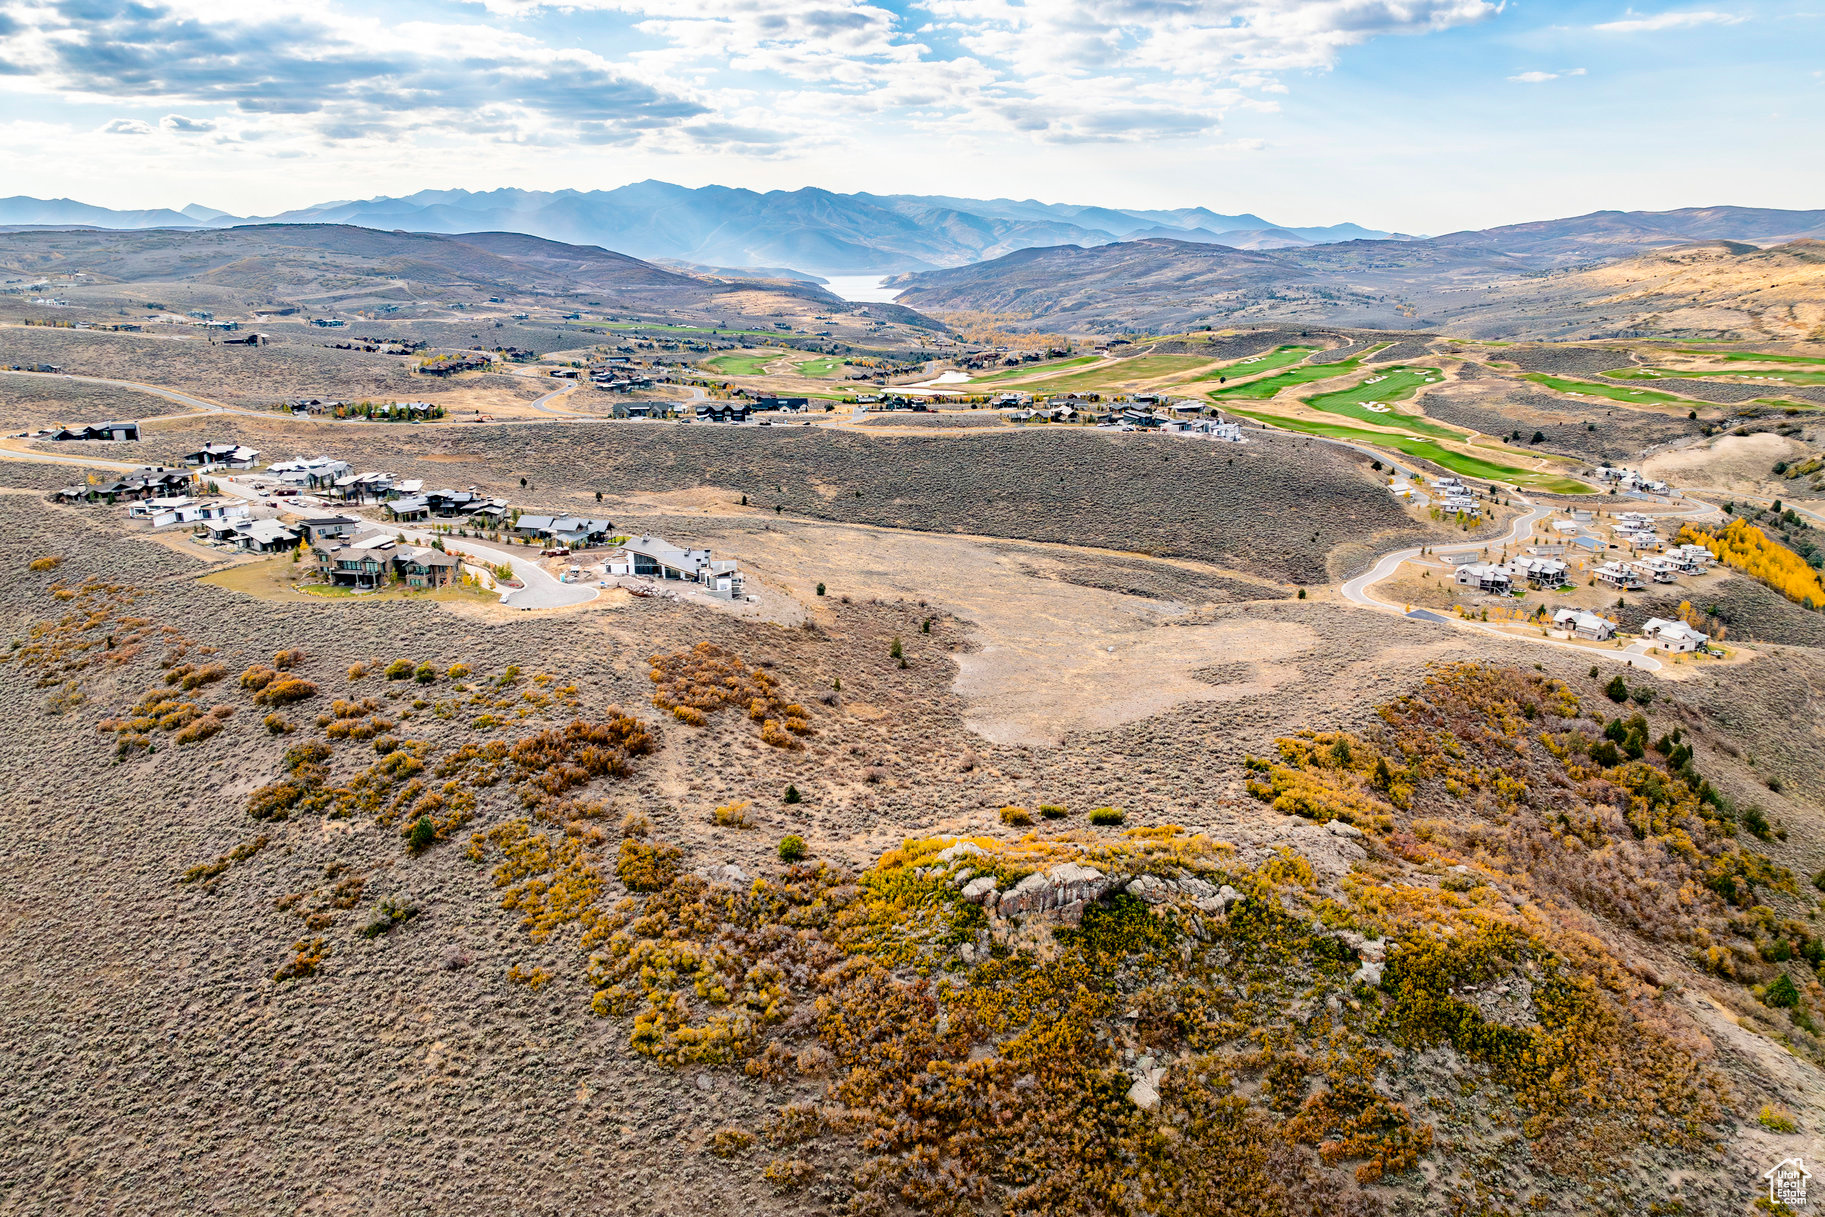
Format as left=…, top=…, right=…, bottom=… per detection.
left=51, top=421, right=140, bottom=442
left=398, top=548, right=461, bottom=589
left=297, top=515, right=359, bottom=544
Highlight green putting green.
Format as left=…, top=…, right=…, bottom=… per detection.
left=794, top=357, right=847, bottom=378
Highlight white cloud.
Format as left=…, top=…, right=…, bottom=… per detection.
left=1509, top=67, right=1585, bottom=82
left=1593, top=9, right=1746, bottom=33
left=100, top=118, right=154, bottom=135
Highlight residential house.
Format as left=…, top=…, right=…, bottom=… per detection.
left=1596, top=561, right=1646, bottom=590
left=130, top=496, right=250, bottom=529
left=1453, top=562, right=1514, bottom=593
left=328, top=471, right=395, bottom=504
left=1640, top=617, right=1709, bottom=652
left=1639, top=554, right=1682, bottom=584
left=1511, top=555, right=1568, bottom=587
left=311, top=531, right=399, bottom=588
left=296, top=515, right=359, bottom=545
left=1671, top=544, right=1713, bottom=573
left=185, top=442, right=261, bottom=469
left=385, top=495, right=430, bottom=522
left=1553, top=609, right=1617, bottom=640
left=397, top=547, right=462, bottom=589
left=50, top=420, right=140, bottom=442
left=88, top=468, right=192, bottom=503
left=696, top=402, right=751, bottom=424
left=425, top=488, right=484, bottom=517
left=268, top=456, right=352, bottom=488
left=229, top=519, right=301, bottom=553
left=621, top=534, right=744, bottom=599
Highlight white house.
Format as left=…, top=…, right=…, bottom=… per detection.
left=1554, top=608, right=1617, bottom=640
left=1454, top=562, right=1514, bottom=592
left=1641, top=617, right=1710, bottom=652
left=1511, top=555, right=1568, bottom=587
left=1596, top=561, right=1646, bottom=590
left=1671, top=544, right=1713, bottom=573
left=1639, top=554, right=1682, bottom=583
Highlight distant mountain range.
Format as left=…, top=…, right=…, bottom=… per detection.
left=0, top=184, right=1402, bottom=275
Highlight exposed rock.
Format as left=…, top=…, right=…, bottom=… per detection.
left=1125, top=1076, right=1160, bottom=1112
left=960, top=875, right=999, bottom=903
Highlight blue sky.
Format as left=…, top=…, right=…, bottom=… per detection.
left=0, top=0, right=1817, bottom=233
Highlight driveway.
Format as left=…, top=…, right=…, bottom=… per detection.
left=393, top=527, right=598, bottom=609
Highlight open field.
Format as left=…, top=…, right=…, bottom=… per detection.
left=1681, top=350, right=1825, bottom=366
left=793, top=356, right=847, bottom=378
left=0, top=373, right=186, bottom=430
left=0, top=325, right=548, bottom=410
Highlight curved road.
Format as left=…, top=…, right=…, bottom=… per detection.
left=1341, top=491, right=1723, bottom=672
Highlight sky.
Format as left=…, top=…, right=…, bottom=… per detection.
left=0, top=0, right=1818, bottom=234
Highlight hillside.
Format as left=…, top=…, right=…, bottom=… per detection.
left=0, top=224, right=943, bottom=331
left=892, top=229, right=1825, bottom=339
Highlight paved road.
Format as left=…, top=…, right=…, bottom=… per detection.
left=1339, top=492, right=1726, bottom=672
left=394, top=527, right=598, bottom=609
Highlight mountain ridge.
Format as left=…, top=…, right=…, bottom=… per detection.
left=0, top=183, right=1400, bottom=276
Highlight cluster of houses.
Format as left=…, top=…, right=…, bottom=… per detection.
left=57, top=470, right=303, bottom=552
left=994, top=395, right=1246, bottom=441
left=1595, top=544, right=1715, bottom=588
left=1592, top=466, right=1671, bottom=495
left=1456, top=542, right=1713, bottom=597
left=694, top=397, right=812, bottom=424
left=1453, top=553, right=1571, bottom=593
left=1546, top=609, right=1712, bottom=652
left=1432, top=477, right=1481, bottom=516
left=57, top=467, right=192, bottom=503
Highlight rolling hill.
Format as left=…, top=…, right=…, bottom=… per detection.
left=890, top=211, right=1825, bottom=338
left=0, top=224, right=945, bottom=329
